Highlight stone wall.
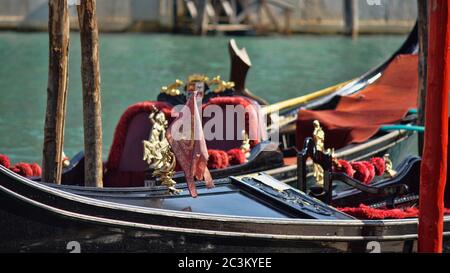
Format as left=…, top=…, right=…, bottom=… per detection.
left=0, top=0, right=417, bottom=33
left=291, top=0, right=417, bottom=33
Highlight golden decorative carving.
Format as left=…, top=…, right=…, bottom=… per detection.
left=313, top=120, right=325, bottom=152
left=208, top=75, right=235, bottom=93
left=143, top=106, right=179, bottom=193
left=188, top=74, right=209, bottom=84
left=383, top=154, right=397, bottom=177
left=161, top=75, right=235, bottom=96
left=161, top=79, right=184, bottom=96
left=312, top=120, right=326, bottom=186
left=240, top=130, right=251, bottom=160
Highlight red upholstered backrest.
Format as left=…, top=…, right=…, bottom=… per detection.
left=104, top=101, right=172, bottom=187
left=296, top=54, right=419, bottom=150
left=202, top=96, right=262, bottom=151
left=104, top=97, right=264, bottom=186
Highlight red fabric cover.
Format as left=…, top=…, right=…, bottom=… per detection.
left=339, top=205, right=450, bottom=220
left=203, top=96, right=261, bottom=151
left=370, top=157, right=386, bottom=176
left=104, top=101, right=172, bottom=187
left=227, top=148, right=246, bottom=166
left=296, top=54, right=419, bottom=150
left=0, top=154, right=10, bottom=169
left=207, top=150, right=230, bottom=169
left=351, top=162, right=371, bottom=184
left=167, top=91, right=214, bottom=197
left=11, top=163, right=33, bottom=177
left=333, top=159, right=355, bottom=177
left=29, top=163, right=42, bottom=177
left=283, top=156, right=297, bottom=166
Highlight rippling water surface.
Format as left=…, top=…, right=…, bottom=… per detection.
left=0, top=32, right=406, bottom=162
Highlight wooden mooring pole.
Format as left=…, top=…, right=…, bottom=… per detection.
left=418, top=0, right=449, bottom=253
left=344, top=0, right=359, bottom=39
left=42, top=0, right=70, bottom=184
left=77, top=0, right=103, bottom=187
left=196, top=0, right=208, bottom=35
left=172, top=0, right=179, bottom=33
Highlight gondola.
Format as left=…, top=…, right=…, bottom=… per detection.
left=1, top=23, right=437, bottom=253
left=56, top=23, right=420, bottom=188
left=1, top=135, right=448, bottom=253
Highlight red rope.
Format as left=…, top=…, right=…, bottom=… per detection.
left=339, top=205, right=450, bottom=220
left=0, top=154, right=11, bottom=169
left=1, top=154, right=42, bottom=177
left=333, top=158, right=384, bottom=184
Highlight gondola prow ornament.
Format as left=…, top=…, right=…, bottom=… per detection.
left=143, top=106, right=178, bottom=193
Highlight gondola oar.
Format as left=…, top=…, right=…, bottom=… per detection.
left=262, top=79, right=353, bottom=115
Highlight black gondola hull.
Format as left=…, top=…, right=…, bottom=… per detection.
left=1, top=159, right=449, bottom=253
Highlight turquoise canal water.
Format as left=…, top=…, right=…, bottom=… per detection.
left=0, top=32, right=406, bottom=163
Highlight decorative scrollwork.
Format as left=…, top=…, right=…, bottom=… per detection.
left=208, top=75, right=235, bottom=94
left=143, top=106, right=179, bottom=192
left=161, top=75, right=235, bottom=97
left=384, top=154, right=397, bottom=177
left=161, top=79, right=184, bottom=96
left=240, top=130, right=251, bottom=160
left=188, top=74, right=209, bottom=84
left=312, top=120, right=326, bottom=186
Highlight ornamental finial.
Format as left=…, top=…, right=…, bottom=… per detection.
left=161, top=79, right=184, bottom=96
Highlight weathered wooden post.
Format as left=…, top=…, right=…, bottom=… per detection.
left=196, top=0, right=208, bottom=35
left=241, top=0, right=251, bottom=23
left=417, top=0, right=428, bottom=156
left=256, top=0, right=264, bottom=33
left=261, top=0, right=280, bottom=33
left=77, top=0, right=103, bottom=187
left=284, top=8, right=292, bottom=35
left=343, top=0, right=359, bottom=39
left=42, top=0, right=70, bottom=184
left=418, top=0, right=449, bottom=253
left=173, top=0, right=179, bottom=33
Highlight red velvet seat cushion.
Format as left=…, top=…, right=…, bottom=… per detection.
left=104, top=101, right=172, bottom=187
left=202, top=96, right=263, bottom=151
